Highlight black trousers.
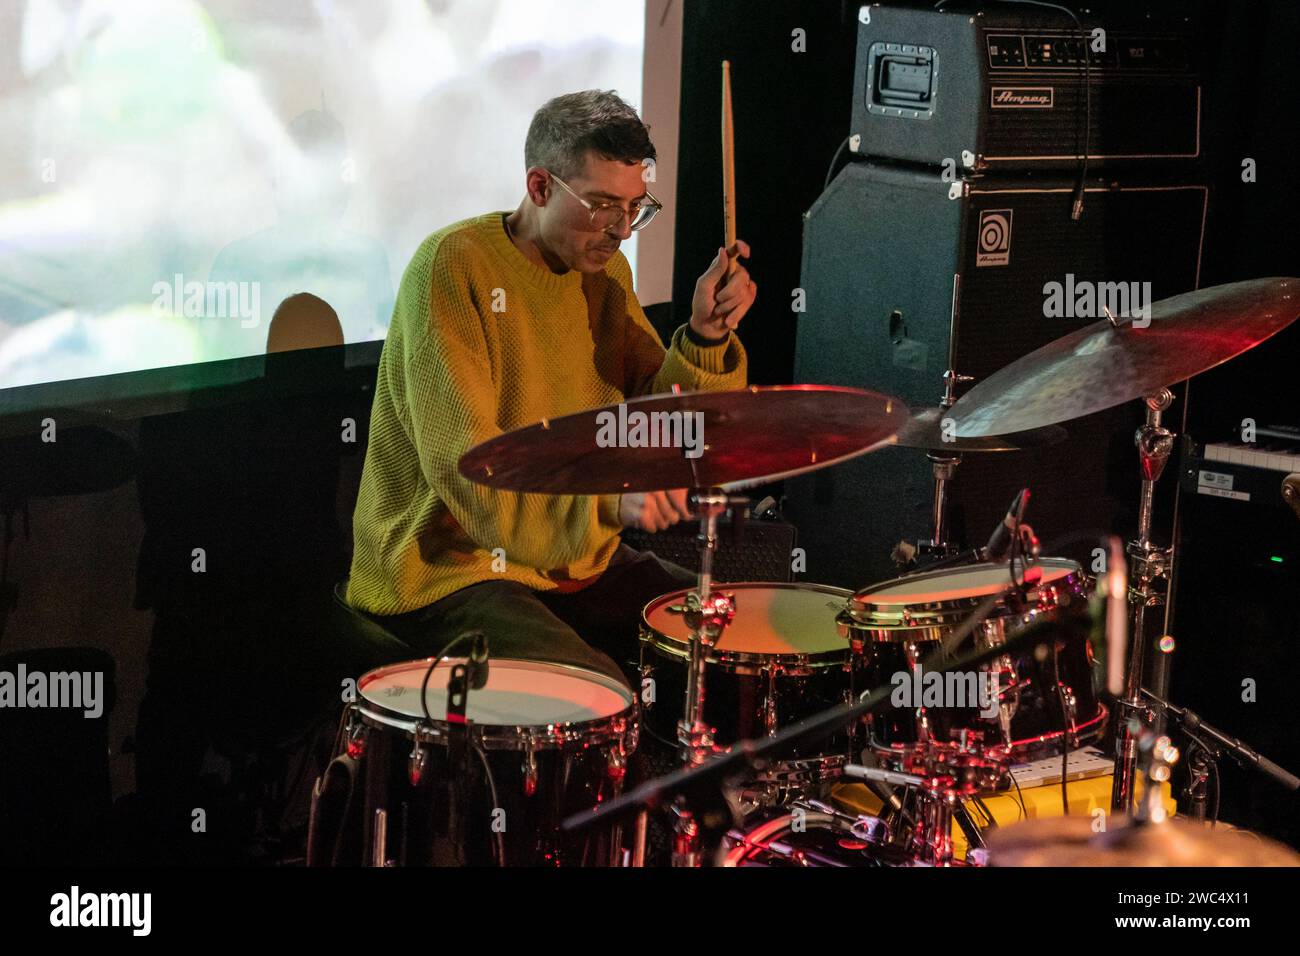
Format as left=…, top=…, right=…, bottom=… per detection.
left=362, top=544, right=696, bottom=688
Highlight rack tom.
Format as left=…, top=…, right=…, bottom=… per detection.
left=639, top=582, right=856, bottom=803
left=838, top=559, right=1104, bottom=761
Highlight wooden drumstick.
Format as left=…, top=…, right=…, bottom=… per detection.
left=721, top=59, right=737, bottom=279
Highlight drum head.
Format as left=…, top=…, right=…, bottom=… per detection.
left=358, top=658, right=633, bottom=729
left=643, top=583, right=851, bottom=661
left=852, top=558, right=1080, bottom=609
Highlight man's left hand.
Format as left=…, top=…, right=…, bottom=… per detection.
left=690, top=240, right=757, bottom=340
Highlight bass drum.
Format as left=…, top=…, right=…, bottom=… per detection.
left=350, top=657, right=637, bottom=867
left=838, top=558, right=1105, bottom=761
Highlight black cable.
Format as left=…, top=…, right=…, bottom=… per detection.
left=971, top=795, right=996, bottom=829
left=330, top=698, right=350, bottom=758
left=413, top=634, right=498, bottom=864
left=472, top=741, right=507, bottom=866
left=419, top=631, right=477, bottom=723
left=823, top=134, right=853, bottom=191
left=1210, top=749, right=1221, bottom=826
left=1183, top=730, right=1223, bottom=828
left=1011, top=524, right=1117, bottom=820
left=1052, top=642, right=1071, bottom=815
left=1006, top=490, right=1031, bottom=594
left=642, top=719, right=680, bottom=752
left=1008, top=767, right=1028, bottom=821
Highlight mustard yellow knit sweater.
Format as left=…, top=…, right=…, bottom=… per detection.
left=346, top=213, right=748, bottom=615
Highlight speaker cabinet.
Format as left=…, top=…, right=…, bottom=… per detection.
left=787, top=160, right=1206, bottom=588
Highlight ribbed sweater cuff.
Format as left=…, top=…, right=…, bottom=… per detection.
left=670, top=324, right=740, bottom=376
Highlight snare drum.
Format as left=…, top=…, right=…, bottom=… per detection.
left=349, top=657, right=637, bottom=866
left=639, top=582, right=856, bottom=802
left=838, top=559, right=1105, bottom=761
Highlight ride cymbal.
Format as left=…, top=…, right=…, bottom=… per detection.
left=949, top=277, right=1300, bottom=438
left=458, top=384, right=908, bottom=494
left=894, top=407, right=1068, bottom=453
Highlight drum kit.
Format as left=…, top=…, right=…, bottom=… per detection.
left=335, top=276, right=1300, bottom=867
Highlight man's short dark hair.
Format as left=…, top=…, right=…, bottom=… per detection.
left=525, top=90, right=656, bottom=181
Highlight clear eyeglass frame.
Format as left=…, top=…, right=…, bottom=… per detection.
left=548, top=172, right=662, bottom=233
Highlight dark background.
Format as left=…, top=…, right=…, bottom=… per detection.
left=1, top=0, right=1297, bottom=860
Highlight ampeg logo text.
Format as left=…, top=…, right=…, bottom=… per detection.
left=975, top=209, right=1013, bottom=267
left=990, top=87, right=1054, bottom=108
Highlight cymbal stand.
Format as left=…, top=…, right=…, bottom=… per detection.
left=676, top=488, right=743, bottom=767
left=902, top=368, right=973, bottom=570
left=930, top=368, right=974, bottom=553
left=1111, top=388, right=1176, bottom=814
left=665, top=488, right=744, bottom=865
left=927, top=452, right=960, bottom=557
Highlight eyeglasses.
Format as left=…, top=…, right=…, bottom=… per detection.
left=548, top=173, right=662, bottom=233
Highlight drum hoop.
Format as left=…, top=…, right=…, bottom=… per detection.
left=639, top=581, right=854, bottom=669
left=355, top=658, right=637, bottom=750
left=841, top=559, right=1087, bottom=635
left=723, top=810, right=841, bottom=866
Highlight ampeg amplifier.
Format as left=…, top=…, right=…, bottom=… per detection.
left=852, top=3, right=1201, bottom=171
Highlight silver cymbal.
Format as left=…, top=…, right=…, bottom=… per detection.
left=893, top=407, right=1068, bottom=453
left=948, top=277, right=1300, bottom=438
left=458, top=384, right=909, bottom=494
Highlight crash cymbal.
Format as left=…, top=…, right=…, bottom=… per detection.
left=893, top=407, right=1068, bottom=453
left=458, top=384, right=908, bottom=495
left=986, top=815, right=1300, bottom=867
left=949, top=277, right=1300, bottom=438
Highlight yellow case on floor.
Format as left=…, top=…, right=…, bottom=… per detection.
left=832, top=775, right=1178, bottom=859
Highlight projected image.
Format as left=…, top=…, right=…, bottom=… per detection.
left=0, top=0, right=646, bottom=389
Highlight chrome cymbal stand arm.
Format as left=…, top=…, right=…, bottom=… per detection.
left=678, top=489, right=738, bottom=768
left=929, top=453, right=959, bottom=552
left=1112, top=388, right=1176, bottom=814
left=925, top=369, right=977, bottom=556
left=664, top=489, right=743, bottom=867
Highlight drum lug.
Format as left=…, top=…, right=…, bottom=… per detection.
left=991, top=661, right=1019, bottom=743
left=624, top=714, right=640, bottom=755
left=345, top=708, right=367, bottom=759
left=608, top=741, right=627, bottom=784
left=764, top=668, right=780, bottom=736
left=1060, top=682, right=1078, bottom=733
left=523, top=736, right=538, bottom=797
left=408, top=724, right=430, bottom=787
